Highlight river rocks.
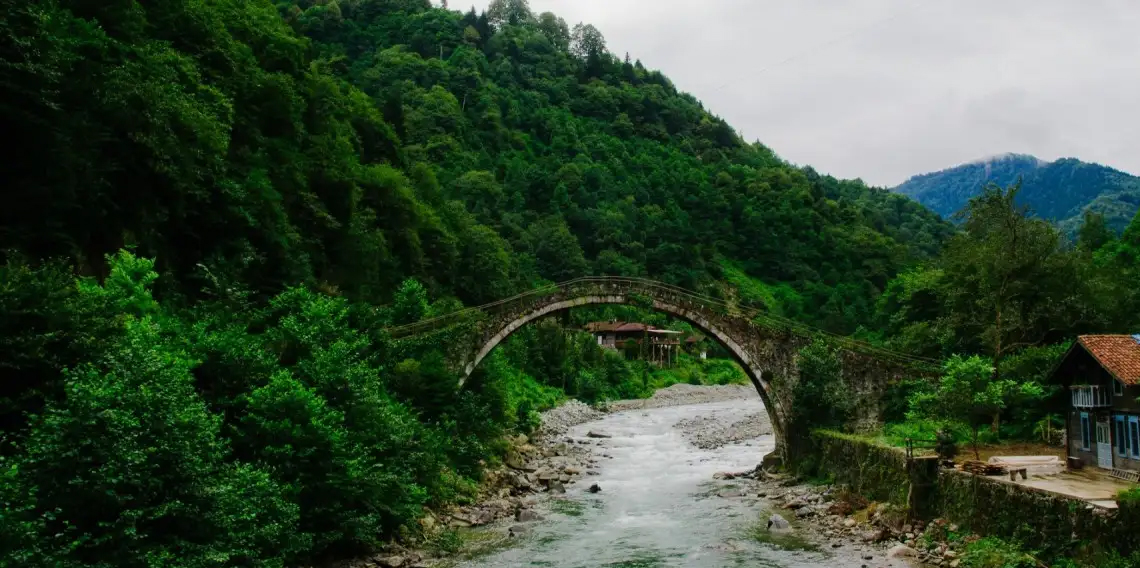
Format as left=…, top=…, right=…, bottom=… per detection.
left=604, top=383, right=756, bottom=412
left=504, top=451, right=533, bottom=472
left=508, top=525, right=530, bottom=538
left=586, top=430, right=612, bottom=439
left=782, top=498, right=808, bottom=510
left=516, top=509, right=543, bottom=522
left=538, top=400, right=604, bottom=437
left=767, top=514, right=792, bottom=532
left=888, top=544, right=918, bottom=559
left=861, top=528, right=889, bottom=543
left=548, top=480, right=566, bottom=494
left=588, top=483, right=602, bottom=493
left=375, top=556, right=406, bottom=568
left=676, top=412, right=774, bottom=450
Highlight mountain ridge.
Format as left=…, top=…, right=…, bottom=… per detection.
left=894, top=153, right=1140, bottom=233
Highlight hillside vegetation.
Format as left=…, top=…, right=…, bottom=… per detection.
left=0, top=0, right=959, bottom=565
left=895, top=154, right=1140, bottom=234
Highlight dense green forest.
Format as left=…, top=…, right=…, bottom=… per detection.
left=895, top=153, right=1140, bottom=235
left=0, top=0, right=953, bottom=565
left=5, top=0, right=1140, bottom=566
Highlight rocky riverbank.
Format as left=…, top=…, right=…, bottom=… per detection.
left=338, top=384, right=759, bottom=568
left=602, top=383, right=756, bottom=412
left=676, top=411, right=773, bottom=449
left=707, top=466, right=973, bottom=568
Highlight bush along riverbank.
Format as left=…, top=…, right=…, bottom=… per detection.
left=785, top=430, right=1140, bottom=567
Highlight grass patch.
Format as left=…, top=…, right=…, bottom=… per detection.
left=426, top=527, right=515, bottom=567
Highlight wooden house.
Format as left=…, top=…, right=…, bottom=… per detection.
left=1053, top=335, right=1140, bottom=478
left=584, top=321, right=694, bottom=365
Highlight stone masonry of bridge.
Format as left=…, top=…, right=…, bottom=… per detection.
left=389, top=278, right=927, bottom=462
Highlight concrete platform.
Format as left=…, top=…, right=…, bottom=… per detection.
left=988, top=467, right=1134, bottom=508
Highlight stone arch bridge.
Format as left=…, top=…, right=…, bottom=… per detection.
left=386, top=277, right=935, bottom=461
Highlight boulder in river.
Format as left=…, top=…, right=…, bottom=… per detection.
left=767, top=514, right=792, bottom=532
left=887, top=544, right=918, bottom=559
left=588, top=483, right=602, bottom=493
left=586, top=431, right=612, bottom=439
left=504, top=452, right=535, bottom=472
left=516, top=509, right=543, bottom=522
left=508, top=525, right=530, bottom=538
left=548, top=480, right=566, bottom=494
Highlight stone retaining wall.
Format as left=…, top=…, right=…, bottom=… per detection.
left=799, top=430, right=1140, bottom=558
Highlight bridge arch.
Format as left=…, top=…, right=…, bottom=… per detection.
left=451, top=285, right=789, bottom=451
left=465, top=295, right=769, bottom=394
left=386, top=277, right=930, bottom=464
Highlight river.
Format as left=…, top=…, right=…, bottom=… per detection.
left=453, top=397, right=912, bottom=568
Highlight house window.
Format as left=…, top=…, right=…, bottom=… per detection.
left=1115, top=380, right=1125, bottom=396
left=1081, top=412, right=1091, bottom=450
left=1117, top=415, right=1129, bottom=457
left=1130, top=417, right=1140, bottom=460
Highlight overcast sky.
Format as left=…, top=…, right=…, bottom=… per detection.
left=466, top=0, right=1140, bottom=187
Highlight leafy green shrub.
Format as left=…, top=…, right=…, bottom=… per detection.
left=960, top=537, right=1038, bottom=568
left=789, top=339, right=852, bottom=431
left=1116, top=486, right=1140, bottom=508
left=880, top=419, right=998, bottom=448
left=7, top=320, right=300, bottom=568
left=0, top=255, right=120, bottom=443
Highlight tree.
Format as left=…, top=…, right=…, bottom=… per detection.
left=455, top=224, right=515, bottom=305
left=392, top=278, right=430, bottom=325
left=789, top=339, right=853, bottom=431
left=536, top=12, right=570, bottom=50
left=487, top=0, right=533, bottom=28
left=1078, top=211, right=1115, bottom=252
left=940, top=182, right=1097, bottom=362
left=522, top=217, right=589, bottom=282
left=570, top=23, right=606, bottom=60
left=909, top=355, right=1040, bottom=460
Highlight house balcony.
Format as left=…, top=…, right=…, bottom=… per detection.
left=1072, top=385, right=1111, bottom=408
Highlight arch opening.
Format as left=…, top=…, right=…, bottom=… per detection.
left=459, top=294, right=784, bottom=448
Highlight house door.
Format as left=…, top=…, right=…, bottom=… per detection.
left=1097, top=421, right=1114, bottom=469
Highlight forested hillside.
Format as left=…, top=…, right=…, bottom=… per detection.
left=895, top=153, right=1140, bottom=234
left=3, top=0, right=952, bottom=334
left=0, top=1, right=961, bottom=565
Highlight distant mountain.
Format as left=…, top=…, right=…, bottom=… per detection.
left=894, top=154, right=1140, bottom=234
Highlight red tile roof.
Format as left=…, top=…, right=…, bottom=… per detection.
left=1079, top=335, right=1140, bottom=385
left=584, top=321, right=675, bottom=333
left=584, top=321, right=624, bottom=332
left=615, top=323, right=652, bottom=332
